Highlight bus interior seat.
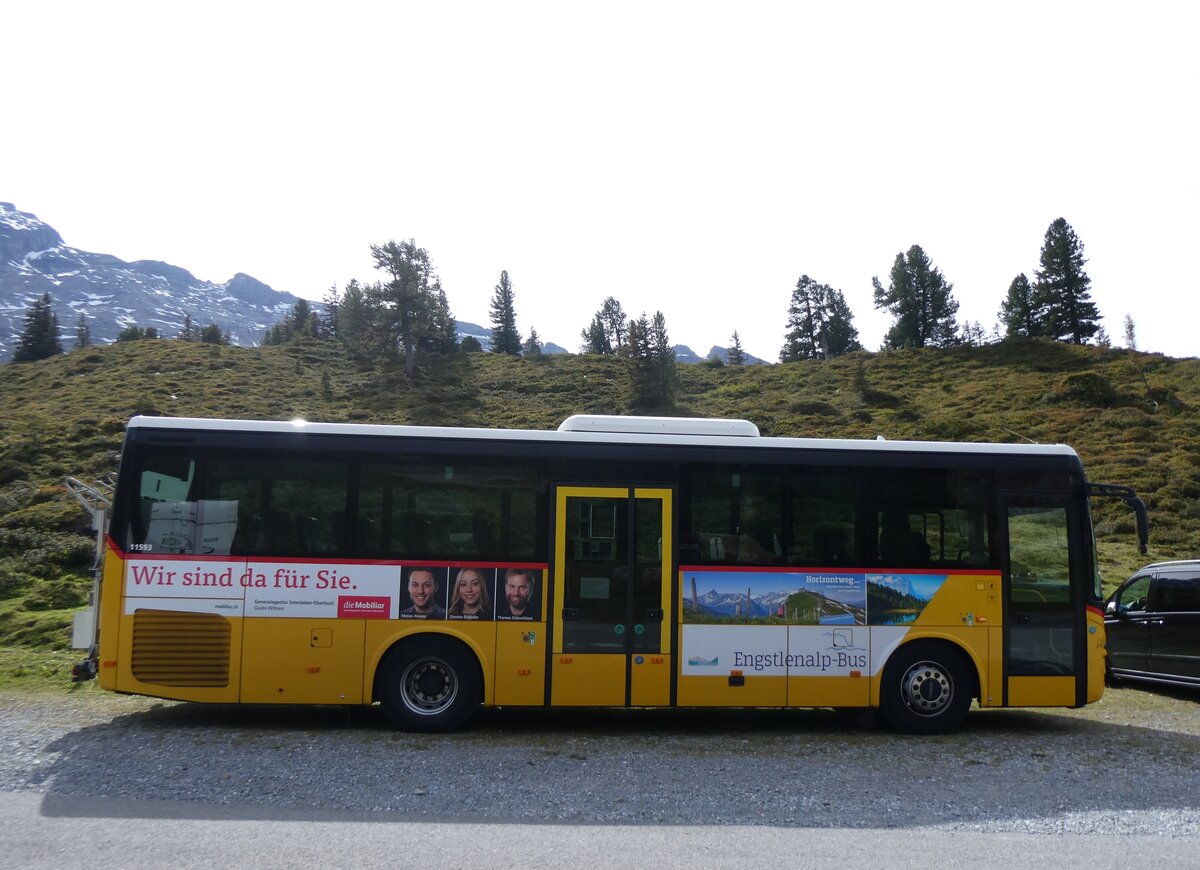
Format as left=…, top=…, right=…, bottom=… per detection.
left=879, top=512, right=930, bottom=565
left=357, top=518, right=380, bottom=552
left=814, top=527, right=850, bottom=564
left=265, top=510, right=295, bottom=551
left=331, top=511, right=345, bottom=551
left=472, top=511, right=497, bottom=557
left=296, top=515, right=319, bottom=553
left=402, top=517, right=432, bottom=555
left=232, top=512, right=262, bottom=554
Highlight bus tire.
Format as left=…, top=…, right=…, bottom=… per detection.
left=378, top=637, right=480, bottom=733
left=880, top=641, right=973, bottom=735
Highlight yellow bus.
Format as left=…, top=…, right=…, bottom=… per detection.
left=73, top=414, right=1148, bottom=734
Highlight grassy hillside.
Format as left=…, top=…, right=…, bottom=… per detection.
left=2, top=337, right=1197, bottom=650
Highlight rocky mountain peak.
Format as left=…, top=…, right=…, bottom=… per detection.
left=0, top=202, right=300, bottom=359
left=0, top=202, right=65, bottom=263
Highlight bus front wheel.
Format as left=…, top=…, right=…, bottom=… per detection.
left=880, top=641, right=973, bottom=735
left=378, top=637, right=480, bottom=732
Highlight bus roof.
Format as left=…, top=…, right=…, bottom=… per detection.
left=125, top=415, right=1079, bottom=459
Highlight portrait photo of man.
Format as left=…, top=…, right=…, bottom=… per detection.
left=496, top=567, right=539, bottom=620
left=399, top=566, right=447, bottom=619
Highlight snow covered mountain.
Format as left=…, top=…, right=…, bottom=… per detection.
left=0, top=202, right=299, bottom=359
left=1, top=200, right=757, bottom=363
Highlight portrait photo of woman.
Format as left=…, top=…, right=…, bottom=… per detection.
left=448, top=567, right=494, bottom=619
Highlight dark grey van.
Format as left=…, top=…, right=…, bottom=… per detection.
left=1105, top=560, right=1200, bottom=689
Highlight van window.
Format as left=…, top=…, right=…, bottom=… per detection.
left=1155, top=576, right=1200, bottom=613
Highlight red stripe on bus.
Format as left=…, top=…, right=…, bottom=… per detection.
left=678, top=565, right=1001, bottom=576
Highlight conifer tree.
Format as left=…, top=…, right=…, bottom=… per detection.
left=74, top=313, right=91, bottom=349
left=321, top=284, right=341, bottom=338
left=369, top=239, right=444, bottom=377
left=781, top=276, right=862, bottom=360
left=580, top=297, right=630, bottom=355
left=489, top=270, right=521, bottom=356
left=998, top=273, right=1041, bottom=339
left=335, top=280, right=376, bottom=361
left=626, top=314, right=655, bottom=406
left=116, top=325, right=147, bottom=342
left=1123, top=314, right=1137, bottom=351
left=872, top=245, right=960, bottom=349
left=178, top=313, right=198, bottom=342
left=650, top=311, right=677, bottom=404
left=580, top=314, right=611, bottom=354
left=13, top=292, right=63, bottom=362
left=421, top=286, right=458, bottom=355
left=627, top=311, right=676, bottom=407
left=727, top=331, right=746, bottom=366
left=522, top=328, right=543, bottom=358
left=289, top=299, right=315, bottom=338
left=600, top=297, right=628, bottom=353
left=200, top=324, right=227, bottom=344
left=820, top=287, right=862, bottom=357
left=1033, top=217, right=1100, bottom=345
left=781, top=275, right=824, bottom=361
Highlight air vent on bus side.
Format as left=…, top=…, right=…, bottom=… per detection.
left=131, top=610, right=232, bottom=687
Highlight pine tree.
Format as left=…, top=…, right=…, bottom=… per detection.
left=368, top=239, right=443, bottom=378
left=321, top=284, right=341, bottom=338
left=289, top=299, right=314, bottom=338
left=781, top=276, right=861, bottom=360
left=336, top=280, right=377, bottom=361
left=421, top=286, right=458, bottom=354
left=178, top=313, right=197, bottom=342
left=522, top=328, right=543, bottom=358
left=1034, top=217, right=1100, bottom=345
left=580, top=314, right=611, bottom=354
left=780, top=276, right=824, bottom=361
left=601, top=298, right=627, bottom=352
left=627, top=311, right=676, bottom=407
left=74, top=313, right=91, bottom=350
left=489, top=270, right=521, bottom=355
left=727, top=331, right=746, bottom=366
left=960, top=320, right=987, bottom=346
left=626, top=314, right=656, bottom=406
left=650, top=311, right=677, bottom=404
left=998, top=273, right=1041, bottom=338
left=819, top=286, right=862, bottom=357
left=12, top=292, right=64, bottom=362
left=200, top=324, right=227, bottom=344
left=873, top=245, right=960, bottom=349
left=1123, top=314, right=1137, bottom=351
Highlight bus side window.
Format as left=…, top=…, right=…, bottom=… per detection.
left=788, top=469, right=859, bottom=568
left=129, top=456, right=197, bottom=552
left=684, top=467, right=783, bottom=566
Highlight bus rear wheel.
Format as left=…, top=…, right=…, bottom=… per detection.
left=880, top=641, right=973, bottom=735
left=379, top=638, right=480, bottom=732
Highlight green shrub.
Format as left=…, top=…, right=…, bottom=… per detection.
left=23, top=576, right=89, bottom=611
left=1052, top=371, right=1120, bottom=407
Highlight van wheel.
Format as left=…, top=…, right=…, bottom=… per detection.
left=880, top=642, right=973, bottom=735
left=378, top=637, right=480, bottom=732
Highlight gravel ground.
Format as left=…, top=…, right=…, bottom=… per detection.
left=1, top=685, right=1198, bottom=836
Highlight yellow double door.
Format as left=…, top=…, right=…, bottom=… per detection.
left=550, top=486, right=673, bottom=707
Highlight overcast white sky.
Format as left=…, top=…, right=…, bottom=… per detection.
left=4, top=1, right=1196, bottom=359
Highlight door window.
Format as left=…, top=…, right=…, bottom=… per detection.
left=1007, top=503, right=1075, bottom=676
left=1115, top=575, right=1152, bottom=614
